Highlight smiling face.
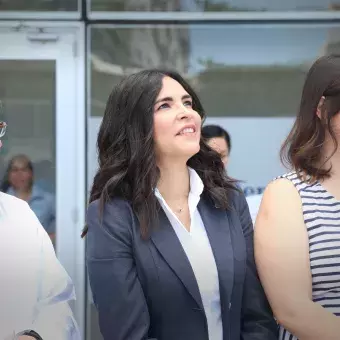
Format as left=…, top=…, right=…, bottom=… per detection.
left=153, top=76, right=202, bottom=163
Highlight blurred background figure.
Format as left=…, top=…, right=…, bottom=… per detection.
left=202, top=124, right=231, bottom=166
left=34, top=159, right=55, bottom=194
left=1, top=154, right=56, bottom=242
left=202, top=123, right=262, bottom=220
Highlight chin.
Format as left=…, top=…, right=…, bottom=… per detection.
left=180, top=144, right=200, bottom=158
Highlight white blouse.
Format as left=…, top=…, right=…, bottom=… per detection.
left=0, top=192, right=80, bottom=340
left=155, top=167, right=222, bottom=340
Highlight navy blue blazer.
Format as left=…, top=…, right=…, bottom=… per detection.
left=86, top=189, right=278, bottom=340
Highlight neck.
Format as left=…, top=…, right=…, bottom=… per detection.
left=157, top=159, right=190, bottom=201
left=321, top=138, right=340, bottom=179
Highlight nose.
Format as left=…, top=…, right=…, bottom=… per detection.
left=177, top=104, right=194, bottom=121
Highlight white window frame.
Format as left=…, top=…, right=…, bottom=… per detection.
left=0, top=0, right=81, bottom=20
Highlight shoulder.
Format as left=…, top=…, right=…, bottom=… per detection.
left=0, top=192, right=46, bottom=237
left=265, top=173, right=300, bottom=202
left=227, top=187, right=248, bottom=212
left=87, top=197, right=136, bottom=238
left=42, top=190, right=55, bottom=203
left=0, top=192, right=31, bottom=216
left=86, top=198, right=138, bottom=259
left=257, top=174, right=303, bottom=225
left=33, top=185, right=55, bottom=203
left=260, top=171, right=301, bottom=204
left=255, top=175, right=307, bottom=250
left=271, top=171, right=303, bottom=188
left=87, top=197, right=134, bottom=220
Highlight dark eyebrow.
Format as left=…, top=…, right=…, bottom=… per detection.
left=154, top=94, right=192, bottom=105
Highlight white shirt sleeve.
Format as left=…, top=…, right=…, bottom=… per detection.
left=23, top=204, right=81, bottom=340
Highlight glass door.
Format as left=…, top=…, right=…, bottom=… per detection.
left=0, top=22, right=85, bottom=338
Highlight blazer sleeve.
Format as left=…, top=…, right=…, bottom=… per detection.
left=86, top=199, right=150, bottom=340
left=237, top=192, right=278, bottom=340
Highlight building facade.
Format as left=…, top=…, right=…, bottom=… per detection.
left=1, top=1, right=340, bottom=339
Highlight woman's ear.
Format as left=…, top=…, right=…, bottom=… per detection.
left=316, top=96, right=326, bottom=120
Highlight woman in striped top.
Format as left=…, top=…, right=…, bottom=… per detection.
left=254, top=55, right=340, bottom=340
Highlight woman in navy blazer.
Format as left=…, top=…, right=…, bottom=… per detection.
left=83, top=69, right=278, bottom=340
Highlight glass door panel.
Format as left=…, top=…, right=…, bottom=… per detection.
left=0, top=24, right=85, bottom=338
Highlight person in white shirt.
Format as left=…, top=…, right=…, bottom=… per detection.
left=0, top=121, right=80, bottom=340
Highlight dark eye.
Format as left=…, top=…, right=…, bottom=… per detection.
left=158, top=103, right=170, bottom=110
left=184, top=100, right=192, bottom=107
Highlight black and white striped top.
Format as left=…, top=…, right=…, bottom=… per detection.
left=278, top=172, right=340, bottom=340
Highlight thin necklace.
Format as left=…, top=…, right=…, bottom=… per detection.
left=176, top=198, right=188, bottom=213
left=160, top=193, right=188, bottom=214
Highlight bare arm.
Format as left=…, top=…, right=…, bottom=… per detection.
left=254, top=179, right=340, bottom=340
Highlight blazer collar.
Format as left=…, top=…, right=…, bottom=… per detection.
left=198, top=196, right=234, bottom=314
left=150, top=195, right=234, bottom=312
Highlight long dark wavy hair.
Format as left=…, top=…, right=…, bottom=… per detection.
left=82, top=69, right=237, bottom=238
left=281, top=55, right=340, bottom=181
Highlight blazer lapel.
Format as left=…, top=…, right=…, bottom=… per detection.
left=150, top=208, right=204, bottom=310
left=198, top=196, right=234, bottom=315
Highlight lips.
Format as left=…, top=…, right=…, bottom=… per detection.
left=176, top=124, right=197, bottom=136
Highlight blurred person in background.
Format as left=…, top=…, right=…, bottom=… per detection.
left=34, top=160, right=55, bottom=194
left=0, top=121, right=80, bottom=340
left=202, top=124, right=262, bottom=222
left=1, top=154, right=56, bottom=242
left=202, top=124, right=231, bottom=166
left=84, top=69, right=278, bottom=340
left=255, top=55, right=340, bottom=339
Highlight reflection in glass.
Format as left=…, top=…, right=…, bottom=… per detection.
left=90, top=24, right=340, bottom=118
left=90, top=0, right=340, bottom=12
left=0, top=60, right=56, bottom=245
left=0, top=0, right=77, bottom=11
left=0, top=121, right=7, bottom=138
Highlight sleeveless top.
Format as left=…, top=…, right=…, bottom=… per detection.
left=278, top=172, right=340, bottom=340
